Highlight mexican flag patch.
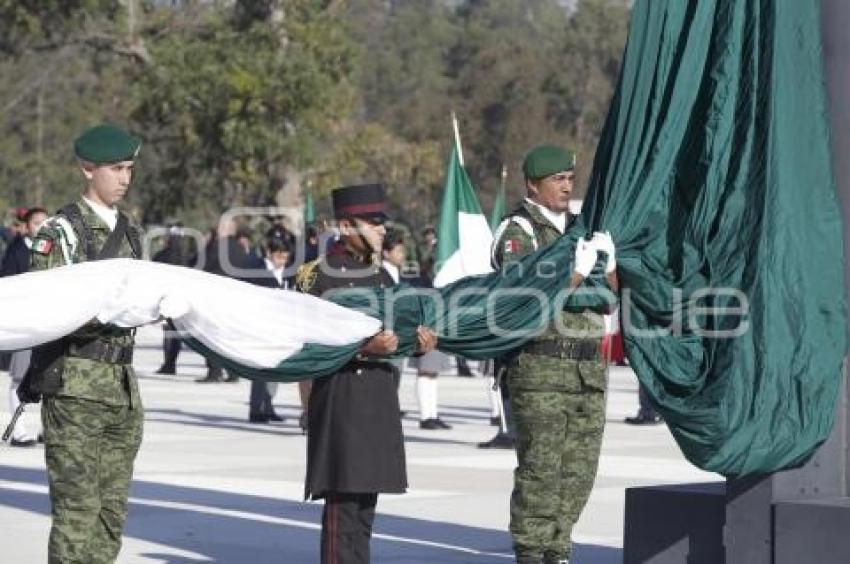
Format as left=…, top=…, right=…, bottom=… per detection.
left=32, top=237, right=53, bottom=255
left=504, top=239, right=518, bottom=254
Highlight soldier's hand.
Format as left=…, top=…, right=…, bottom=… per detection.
left=574, top=238, right=599, bottom=277
left=360, top=330, right=399, bottom=356
left=416, top=326, right=438, bottom=354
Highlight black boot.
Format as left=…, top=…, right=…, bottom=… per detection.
left=624, top=411, right=662, bottom=425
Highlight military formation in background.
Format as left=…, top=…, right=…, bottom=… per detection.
left=0, top=125, right=628, bottom=564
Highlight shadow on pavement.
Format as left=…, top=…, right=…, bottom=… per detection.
left=0, top=465, right=621, bottom=563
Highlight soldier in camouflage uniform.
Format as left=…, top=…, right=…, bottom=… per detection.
left=491, top=145, right=618, bottom=564
left=23, top=124, right=144, bottom=564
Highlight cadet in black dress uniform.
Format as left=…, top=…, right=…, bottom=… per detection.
left=296, top=184, right=436, bottom=564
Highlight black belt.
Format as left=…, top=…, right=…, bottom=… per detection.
left=346, top=358, right=393, bottom=371
left=523, top=339, right=599, bottom=361
left=66, top=339, right=134, bottom=365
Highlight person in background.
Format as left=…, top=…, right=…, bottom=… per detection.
left=380, top=229, right=408, bottom=411
left=0, top=208, right=28, bottom=372
left=247, top=237, right=292, bottom=423
left=1, top=206, right=48, bottom=447
left=402, top=227, right=453, bottom=431
left=152, top=223, right=191, bottom=375
left=196, top=219, right=254, bottom=383
left=1, top=207, right=47, bottom=277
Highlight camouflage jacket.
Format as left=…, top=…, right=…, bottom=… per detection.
left=491, top=198, right=605, bottom=345
left=30, top=198, right=142, bottom=406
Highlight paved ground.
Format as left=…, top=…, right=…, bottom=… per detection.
left=0, top=325, right=718, bottom=563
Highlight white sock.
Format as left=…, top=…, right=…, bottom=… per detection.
left=486, top=376, right=501, bottom=417
left=416, top=376, right=438, bottom=420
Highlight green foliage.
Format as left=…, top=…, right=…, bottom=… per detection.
left=131, top=0, right=358, bottom=223
left=349, top=0, right=630, bottom=232
left=0, top=0, right=630, bottom=234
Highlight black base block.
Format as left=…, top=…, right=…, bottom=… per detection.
left=623, top=482, right=726, bottom=564
left=774, top=498, right=850, bottom=564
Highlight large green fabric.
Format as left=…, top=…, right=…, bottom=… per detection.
left=580, top=0, right=846, bottom=476
left=188, top=0, right=845, bottom=477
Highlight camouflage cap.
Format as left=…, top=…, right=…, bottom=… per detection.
left=522, top=144, right=576, bottom=179
left=74, top=123, right=141, bottom=164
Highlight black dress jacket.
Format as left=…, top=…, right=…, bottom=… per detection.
left=297, top=242, right=406, bottom=499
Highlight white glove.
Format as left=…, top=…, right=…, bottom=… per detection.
left=573, top=239, right=598, bottom=277
left=591, top=231, right=617, bottom=274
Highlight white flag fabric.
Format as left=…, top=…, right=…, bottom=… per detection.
left=432, top=146, right=494, bottom=288
left=0, top=259, right=380, bottom=370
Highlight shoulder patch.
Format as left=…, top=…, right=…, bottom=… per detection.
left=32, top=237, right=54, bottom=255
left=295, top=260, right=320, bottom=293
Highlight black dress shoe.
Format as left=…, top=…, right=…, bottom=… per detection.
left=10, top=438, right=38, bottom=447
left=419, top=419, right=440, bottom=430
left=477, top=432, right=515, bottom=449
left=433, top=418, right=452, bottom=430
left=249, top=414, right=270, bottom=424
left=268, top=412, right=285, bottom=422
left=624, top=413, right=662, bottom=425
left=155, top=365, right=176, bottom=375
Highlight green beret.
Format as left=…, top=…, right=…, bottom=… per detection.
left=74, top=123, right=141, bottom=164
left=522, top=144, right=576, bottom=179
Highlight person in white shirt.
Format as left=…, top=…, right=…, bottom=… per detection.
left=248, top=237, right=292, bottom=423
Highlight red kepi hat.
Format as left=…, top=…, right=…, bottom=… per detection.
left=331, top=183, right=389, bottom=223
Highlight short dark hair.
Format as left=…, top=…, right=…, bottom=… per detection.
left=267, top=237, right=292, bottom=254
left=382, top=228, right=405, bottom=252
left=24, top=207, right=47, bottom=223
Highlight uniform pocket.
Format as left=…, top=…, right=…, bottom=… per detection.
left=508, top=353, right=582, bottom=393
left=578, top=360, right=607, bottom=392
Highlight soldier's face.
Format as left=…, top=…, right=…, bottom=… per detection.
left=81, top=160, right=134, bottom=207
left=527, top=170, right=575, bottom=214
left=340, top=217, right=386, bottom=255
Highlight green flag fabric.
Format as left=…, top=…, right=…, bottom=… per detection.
left=330, top=0, right=846, bottom=477
left=579, top=0, right=847, bottom=475
left=432, top=145, right=494, bottom=287
left=489, top=167, right=507, bottom=232
left=303, top=190, right=315, bottom=225
left=19, top=0, right=824, bottom=480
left=186, top=0, right=846, bottom=477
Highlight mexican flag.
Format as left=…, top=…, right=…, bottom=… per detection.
left=489, top=165, right=507, bottom=232
left=432, top=136, right=494, bottom=288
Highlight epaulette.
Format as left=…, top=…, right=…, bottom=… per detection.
left=295, top=260, right=321, bottom=293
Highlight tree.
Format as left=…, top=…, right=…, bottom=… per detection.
left=131, top=0, right=359, bottom=224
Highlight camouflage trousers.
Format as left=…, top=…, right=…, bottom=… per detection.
left=507, top=352, right=606, bottom=561
left=42, top=396, right=144, bottom=564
